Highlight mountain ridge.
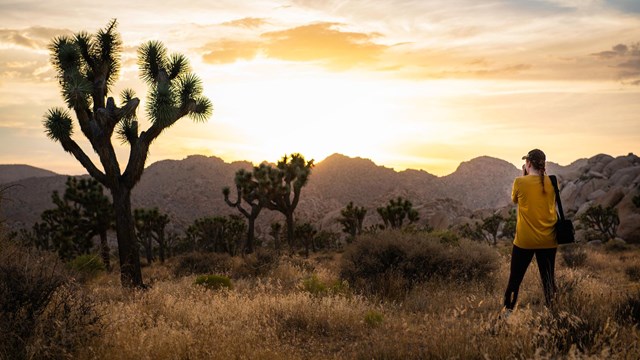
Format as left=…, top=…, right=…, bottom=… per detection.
left=2, top=152, right=639, bottom=242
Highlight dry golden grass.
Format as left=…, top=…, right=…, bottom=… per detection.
left=69, top=244, right=640, bottom=359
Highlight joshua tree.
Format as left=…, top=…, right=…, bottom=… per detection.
left=269, top=222, right=283, bottom=254
left=480, top=213, right=503, bottom=246
left=36, top=195, right=87, bottom=260
left=186, top=215, right=246, bottom=256
left=63, top=177, right=113, bottom=269
left=134, top=207, right=170, bottom=264
left=376, top=197, right=419, bottom=229
left=294, top=221, right=317, bottom=258
left=578, top=204, right=620, bottom=241
left=501, top=209, right=517, bottom=240
left=338, top=201, right=367, bottom=241
left=223, top=168, right=267, bottom=254
left=31, top=177, right=113, bottom=261
left=43, top=20, right=212, bottom=287
left=256, top=154, right=314, bottom=250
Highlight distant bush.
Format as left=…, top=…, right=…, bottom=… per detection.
left=67, top=254, right=105, bottom=282
left=560, top=244, right=588, bottom=268
left=364, top=310, right=384, bottom=327
left=604, top=239, right=629, bottom=252
left=233, top=249, right=279, bottom=278
left=431, top=230, right=459, bottom=246
left=340, top=231, right=499, bottom=298
left=194, top=274, right=233, bottom=290
left=301, top=274, right=350, bottom=297
left=616, top=291, right=640, bottom=326
left=0, top=238, right=100, bottom=359
left=625, top=265, right=640, bottom=282
left=173, top=252, right=233, bottom=277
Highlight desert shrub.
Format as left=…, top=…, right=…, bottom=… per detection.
left=604, top=239, right=629, bottom=252
left=302, top=274, right=328, bottom=295
left=67, top=254, right=105, bottom=282
left=616, top=291, right=640, bottom=326
left=625, top=265, right=640, bottom=282
left=532, top=310, right=600, bottom=355
left=431, top=229, right=459, bottom=246
left=340, top=231, right=499, bottom=298
left=29, top=284, right=101, bottom=359
left=194, top=274, right=233, bottom=290
left=173, top=252, right=233, bottom=277
left=0, top=239, right=100, bottom=359
left=364, top=310, right=384, bottom=327
left=233, top=248, right=279, bottom=278
left=301, top=274, right=350, bottom=297
left=560, top=244, right=588, bottom=268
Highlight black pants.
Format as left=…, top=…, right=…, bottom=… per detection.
left=504, top=245, right=557, bottom=310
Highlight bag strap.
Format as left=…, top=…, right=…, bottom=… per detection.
left=549, top=175, right=566, bottom=221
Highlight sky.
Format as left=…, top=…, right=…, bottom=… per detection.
left=0, top=0, right=639, bottom=176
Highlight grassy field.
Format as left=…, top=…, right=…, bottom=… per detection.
left=3, top=232, right=640, bottom=359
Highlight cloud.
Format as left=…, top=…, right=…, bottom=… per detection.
left=591, top=42, right=640, bottom=84
left=201, top=22, right=388, bottom=70
left=201, top=40, right=260, bottom=64
left=221, top=17, right=268, bottom=29
left=0, top=26, right=71, bottom=50
left=261, top=22, right=387, bottom=69
left=591, top=43, right=630, bottom=59
left=0, top=49, right=53, bottom=82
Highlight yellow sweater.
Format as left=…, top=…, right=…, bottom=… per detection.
left=512, top=175, right=558, bottom=249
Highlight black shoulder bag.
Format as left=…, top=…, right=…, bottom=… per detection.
left=549, top=175, right=575, bottom=244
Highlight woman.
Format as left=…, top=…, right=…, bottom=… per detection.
left=504, top=149, right=558, bottom=313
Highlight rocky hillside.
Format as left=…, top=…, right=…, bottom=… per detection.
left=556, top=153, right=640, bottom=242
left=1, top=152, right=639, bottom=242
left=0, top=165, right=58, bottom=184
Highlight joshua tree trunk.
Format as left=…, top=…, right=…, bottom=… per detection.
left=247, top=217, right=256, bottom=254
left=157, top=232, right=166, bottom=263
left=99, top=231, right=111, bottom=272
left=112, top=188, right=143, bottom=288
left=286, top=213, right=294, bottom=251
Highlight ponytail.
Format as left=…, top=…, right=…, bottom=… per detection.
left=532, top=159, right=547, bottom=193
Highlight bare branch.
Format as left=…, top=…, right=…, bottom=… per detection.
left=58, top=135, right=108, bottom=185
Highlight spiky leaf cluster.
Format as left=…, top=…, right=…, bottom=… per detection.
left=43, top=108, right=73, bottom=142
left=138, top=41, right=212, bottom=127
left=50, top=19, right=121, bottom=110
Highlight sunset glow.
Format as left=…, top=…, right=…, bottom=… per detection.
left=1, top=1, right=639, bottom=176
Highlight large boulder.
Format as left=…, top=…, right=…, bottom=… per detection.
left=618, top=213, right=640, bottom=243
left=595, top=186, right=626, bottom=208
left=609, top=166, right=640, bottom=188
left=582, top=154, right=614, bottom=174
left=603, top=155, right=636, bottom=177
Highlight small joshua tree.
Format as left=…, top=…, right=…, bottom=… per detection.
left=338, top=201, right=367, bottom=241
left=134, top=207, right=170, bottom=264
left=31, top=177, right=113, bottom=263
left=43, top=20, right=212, bottom=287
left=376, top=197, right=419, bottom=230
left=480, top=213, right=504, bottom=246
left=223, top=168, right=267, bottom=254
left=295, top=221, right=317, bottom=258
left=578, top=204, right=620, bottom=241
left=256, top=153, right=314, bottom=250
left=269, top=222, right=283, bottom=254
left=186, top=215, right=246, bottom=256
